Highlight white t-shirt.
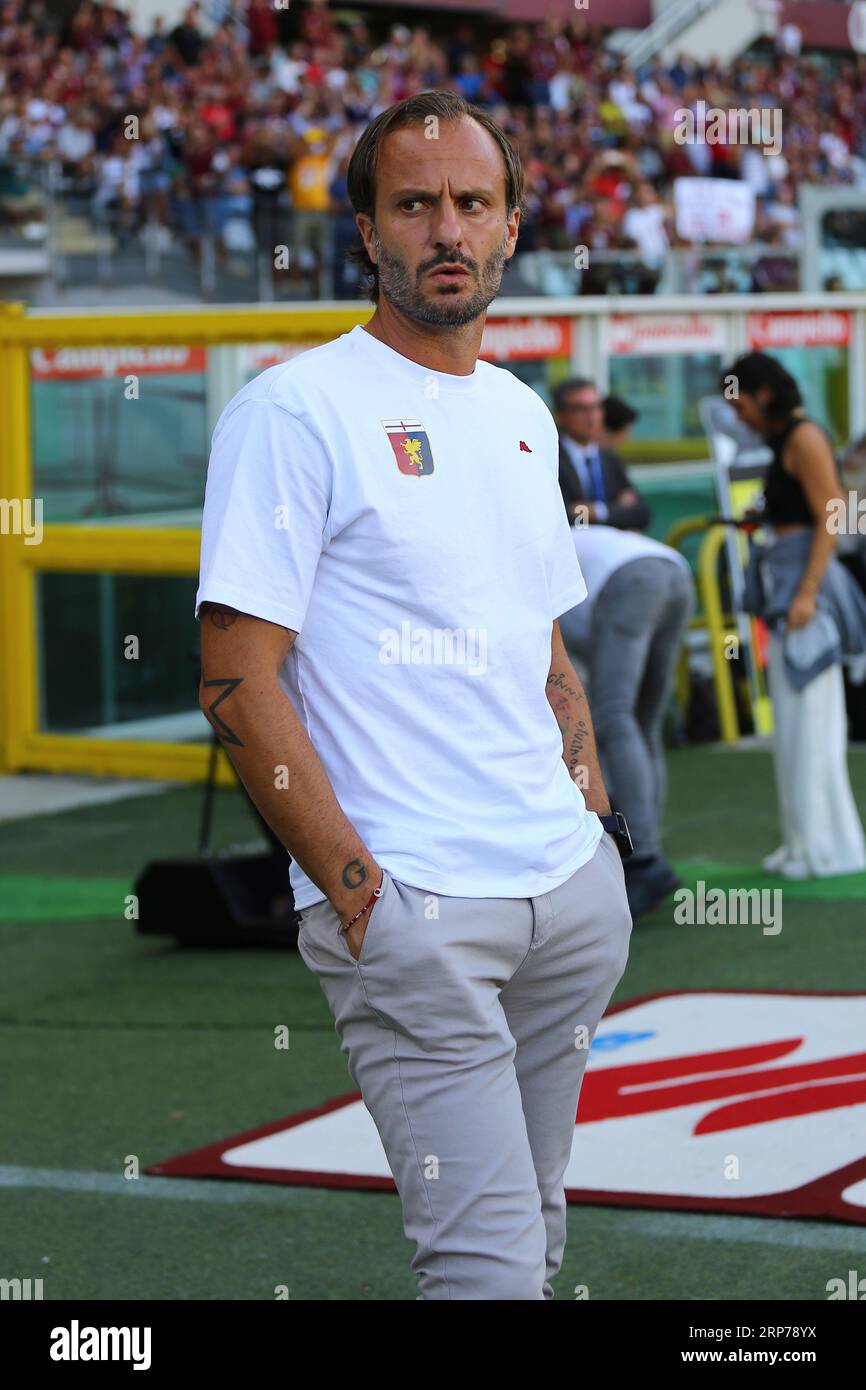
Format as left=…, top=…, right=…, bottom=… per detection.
left=196, top=323, right=600, bottom=909
left=571, top=524, right=691, bottom=617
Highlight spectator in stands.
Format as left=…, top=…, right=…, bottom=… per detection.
left=244, top=124, right=292, bottom=266
left=0, top=0, right=863, bottom=296
left=767, top=183, right=806, bottom=248
left=173, top=118, right=220, bottom=258
left=93, top=130, right=140, bottom=244
left=328, top=143, right=362, bottom=299
left=554, top=377, right=650, bottom=531
left=134, top=112, right=174, bottom=234
left=288, top=124, right=335, bottom=294
left=198, top=81, right=238, bottom=145
left=169, top=3, right=206, bottom=67
left=246, top=0, right=278, bottom=59
left=608, top=60, right=652, bottom=128
left=55, top=101, right=97, bottom=185
left=454, top=54, right=484, bottom=103
left=0, top=94, right=21, bottom=157
left=622, top=180, right=670, bottom=272
left=145, top=15, right=168, bottom=59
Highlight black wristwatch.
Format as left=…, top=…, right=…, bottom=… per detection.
left=598, top=811, right=634, bottom=860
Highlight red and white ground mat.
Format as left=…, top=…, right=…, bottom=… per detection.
left=147, top=991, right=866, bottom=1224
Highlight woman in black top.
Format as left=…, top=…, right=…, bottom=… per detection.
left=729, top=352, right=839, bottom=625
left=720, top=351, right=866, bottom=878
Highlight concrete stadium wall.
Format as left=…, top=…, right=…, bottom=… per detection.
left=125, top=0, right=222, bottom=38
left=661, top=0, right=767, bottom=65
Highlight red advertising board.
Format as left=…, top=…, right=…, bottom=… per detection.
left=30, top=346, right=207, bottom=380
left=479, top=316, right=572, bottom=361
left=748, top=311, right=850, bottom=350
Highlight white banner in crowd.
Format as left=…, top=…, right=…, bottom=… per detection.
left=673, top=178, right=756, bottom=245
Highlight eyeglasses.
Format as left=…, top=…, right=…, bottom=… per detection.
left=560, top=401, right=602, bottom=412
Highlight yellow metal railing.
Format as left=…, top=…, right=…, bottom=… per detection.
left=697, top=525, right=741, bottom=744
left=0, top=303, right=371, bottom=782
left=663, top=515, right=759, bottom=744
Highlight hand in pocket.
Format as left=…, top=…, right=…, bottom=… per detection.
left=343, top=910, right=372, bottom=961
left=340, top=870, right=387, bottom=962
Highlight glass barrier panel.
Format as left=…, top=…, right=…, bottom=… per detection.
left=765, top=345, right=849, bottom=444
left=609, top=352, right=723, bottom=446
left=38, top=572, right=206, bottom=741
left=31, top=345, right=209, bottom=522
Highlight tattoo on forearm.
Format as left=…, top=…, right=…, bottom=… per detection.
left=546, top=670, right=585, bottom=702
left=341, top=859, right=368, bottom=892
left=568, top=721, right=589, bottom=765
left=547, top=668, right=590, bottom=769
left=201, top=674, right=245, bottom=747
left=547, top=671, right=586, bottom=722
left=549, top=692, right=569, bottom=732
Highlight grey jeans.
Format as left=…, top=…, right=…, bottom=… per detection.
left=296, top=831, right=632, bottom=1300
left=586, top=556, right=694, bottom=859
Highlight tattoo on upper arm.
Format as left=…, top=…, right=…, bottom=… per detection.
left=199, top=606, right=244, bottom=745
left=201, top=602, right=240, bottom=630
left=201, top=674, right=245, bottom=747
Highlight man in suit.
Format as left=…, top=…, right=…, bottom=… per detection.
left=553, top=378, right=650, bottom=532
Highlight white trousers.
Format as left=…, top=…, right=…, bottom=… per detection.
left=768, top=632, right=866, bottom=876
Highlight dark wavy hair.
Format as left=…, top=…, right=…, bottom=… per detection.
left=720, top=351, right=803, bottom=423
left=345, top=91, right=527, bottom=304
left=603, top=395, right=638, bottom=432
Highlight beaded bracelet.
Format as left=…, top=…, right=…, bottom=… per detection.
left=341, top=870, right=385, bottom=932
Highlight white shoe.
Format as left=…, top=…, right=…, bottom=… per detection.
left=809, top=858, right=866, bottom=879
left=762, top=846, right=790, bottom=873
left=779, top=857, right=811, bottom=880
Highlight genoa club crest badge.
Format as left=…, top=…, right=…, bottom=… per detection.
left=382, top=419, right=435, bottom=477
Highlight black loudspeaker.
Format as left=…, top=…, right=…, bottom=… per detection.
left=133, top=725, right=301, bottom=948
left=134, top=852, right=299, bottom=948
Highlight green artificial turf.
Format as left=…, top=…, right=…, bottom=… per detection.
left=1, top=747, right=865, bottom=1300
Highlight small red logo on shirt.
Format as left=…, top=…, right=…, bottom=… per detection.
left=519, top=440, right=532, bottom=452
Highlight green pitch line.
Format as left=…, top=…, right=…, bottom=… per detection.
left=4, top=1165, right=866, bottom=1250
left=672, top=863, right=866, bottom=901
left=1, top=858, right=862, bottom=926
left=0, top=1165, right=298, bottom=1205
left=0, top=874, right=131, bottom=922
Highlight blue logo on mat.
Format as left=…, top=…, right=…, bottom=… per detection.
left=590, top=1030, right=656, bottom=1053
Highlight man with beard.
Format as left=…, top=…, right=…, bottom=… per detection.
left=196, top=91, right=632, bottom=1301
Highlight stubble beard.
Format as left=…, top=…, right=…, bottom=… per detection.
left=372, top=230, right=510, bottom=328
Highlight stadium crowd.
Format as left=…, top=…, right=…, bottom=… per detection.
left=1, top=0, right=865, bottom=293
